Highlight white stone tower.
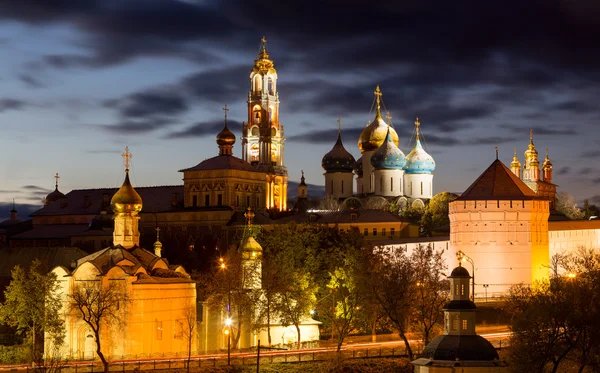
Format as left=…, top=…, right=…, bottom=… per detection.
left=241, top=37, right=288, bottom=211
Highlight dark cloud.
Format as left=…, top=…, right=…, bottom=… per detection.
left=580, top=168, right=594, bottom=175
left=581, top=150, right=600, bottom=158
left=18, top=73, right=44, bottom=88
left=22, top=185, right=51, bottom=192
left=166, top=120, right=242, bottom=139
left=105, top=90, right=188, bottom=119
left=100, top=118, right=176, bottom=135
left=499, top=124, right=577, bottom=136
left=557, top=166, right=571, bottom=176
left=552, top=100, right=598, bottom=114
left=0, top=98, right=26, bottom=112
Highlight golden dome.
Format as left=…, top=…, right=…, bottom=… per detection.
left=524, top=129, right=538, bottom=161
left=358, top=85, right=399, bottom=153
left=216, top=123, right=236, bottom=146
left=510, top=148, right=521, bottom=169
left=543, top=148, right=553, bottom=170
left=111, top=171, right=143, bottom=214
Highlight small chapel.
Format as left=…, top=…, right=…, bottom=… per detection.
left=50, top=151, right=197, bottom=359
left=411, top=263, right=507, bottom=372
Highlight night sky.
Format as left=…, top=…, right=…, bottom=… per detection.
left=1, top=0, right=599, bottom=219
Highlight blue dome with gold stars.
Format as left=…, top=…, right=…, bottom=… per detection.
left=354, top=156, right=363, bottom=177
left=370, top=129, right=406, bottom=170
left=405, top=139, right=435, bottom=174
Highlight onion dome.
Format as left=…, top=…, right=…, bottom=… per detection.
left=241, top=236, right=262, bottom=252
left=111, top=171, right=142, bottom=214
left=358, top=85, right=399, bottom=153
left=405, top=118, right=435, bottom=174
left=510, top=148, right=521, bottom=169
left=542, top=148, right=553, bottom=171
left=44, top=173, right=65, bottom=206
left=370, top=128, right=406, bottom=170
left=524, top=129, right=538, bottom=162
left=217, top=105, right=236, bottom=156
left=216, top=123, right=235, bottom=147
left=354, top=156, right=363, bottom=177
left=111, top=147, right=142, bottom=214
left=322, top=128, right=356, bottom=173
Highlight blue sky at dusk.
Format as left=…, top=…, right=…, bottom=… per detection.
left=1, top=0, right=600, bottom=218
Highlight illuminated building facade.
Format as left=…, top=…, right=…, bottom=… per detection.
left=242, top=37, right=288, bottom=211
left=51, top=152, right=196, bottom=359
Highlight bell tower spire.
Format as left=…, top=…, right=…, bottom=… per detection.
left=243, top=37, right=288, bottom=211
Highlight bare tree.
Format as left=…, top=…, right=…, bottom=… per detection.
left=411, top=245, right=449, bottom=345
left=177, top=304, right=197, bottom=373
left=556, top=191, right=585, bottom=220
left=368, top=246, right=416, bottom=360
left=318, top=195, right=340, bottom=211
left=68, top=281, right=128, bottom=373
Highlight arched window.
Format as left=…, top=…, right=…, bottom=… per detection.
left=268, top=78, right=274, bottom=95
left=253, top=75, right=262, bottom=93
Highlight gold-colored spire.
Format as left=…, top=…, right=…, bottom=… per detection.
left=511, top=147, right=521, bottom=168
left=121, top=146, right=132, bottom=172
left=374, top=85, right=383, bottom=120
left=258, top=36, right=269, bottom=59
left=495, top=146, right=499, bottom=160
left=337, top=116, right=342, bottom=133
left=524, top=128, right=538, bottom=161
left=415, top=117, right=421, bottom=141
left=54, top=172, right=60, bottom=189
left=543, top=148, right=553, bottom=169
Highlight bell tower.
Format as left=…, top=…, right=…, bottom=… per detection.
left=242, top=37, right=288, bottom=211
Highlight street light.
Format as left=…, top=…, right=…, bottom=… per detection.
left=456, top=250, right=475, bottom=301
left=220, top=257, right=231, bottom=365
left=483, top=284, right=489, bottom=302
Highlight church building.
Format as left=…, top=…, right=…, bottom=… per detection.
left=322, top=86, right=436, bottom=209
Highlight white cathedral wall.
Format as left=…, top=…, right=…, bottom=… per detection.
left=362, top=151, right=375, bottom=193
left=548, top=221, right=600, bottom=263
left=404, top=173, right=433, bottom=199
left=373, top=169, right=404, bottom=197
left=324, top=172, right=354, bottom=199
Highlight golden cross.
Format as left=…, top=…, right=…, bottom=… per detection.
left=155, top=227, right=161, bottom=241
left=374, top=85, right=382, bottom=107
left=54, top=172, right=60, bottom=188
left=244, top=207, right=255, bottom=226
left=495, top=146, right=499, bottom=160
left=529, top=129, right=533, bottom=142
left=301, top=170, right=304, bottom=178
left=546, top=148, right=549, bottom=158
left=337, top=117, right=342, bottom=131
left=121, top=146, right=132, bottom=170
left=415, top=117, right=420, bottom=127
left=222, top=104, right=229, bottom=122
left=261, top=36, right=267, bottom=44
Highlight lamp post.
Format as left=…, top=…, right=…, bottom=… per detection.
left=483, top=284, right=489, bottom=302
left=456, top=250, right=475, bottom=301
left=220, top=257, right=231, bottom=365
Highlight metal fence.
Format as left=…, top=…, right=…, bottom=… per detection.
left=13, top=340, right=510, bottom=373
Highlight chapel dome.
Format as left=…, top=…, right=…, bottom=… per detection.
left=450, top=265, right=471, bottom=278
left=322, top=131, right=356, bottom=173
left=216, top=123, right=236, bottom=146
left=358, top=113, right=399, bottom=153
left=420, top=334, right=499, bottom=361
left=111, top=172, right=143, bottom=214
left=45, top=188, right=65, bottom=205
left=405, top=139, right=435, bottom=174
left=370, top=129, right=406, bottom=170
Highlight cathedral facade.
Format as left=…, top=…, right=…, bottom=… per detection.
left=322, top=86, right=435, bottom=209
